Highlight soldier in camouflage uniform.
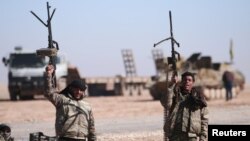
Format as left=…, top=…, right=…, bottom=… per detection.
left=45, top=65, right=96, bottom=141
left=0, top=124, right=14, bottom=141
left=161, top=71, right=208, bottom=141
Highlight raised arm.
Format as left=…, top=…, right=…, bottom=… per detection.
left=44, top=65, right=64, bottom=107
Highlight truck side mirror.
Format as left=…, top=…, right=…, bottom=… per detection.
left=2, top=57, right=9, bottom=66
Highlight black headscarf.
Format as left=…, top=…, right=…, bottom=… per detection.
left=0, top=124, right=11, bottom=132
left=59, top=79, right=87, bottom=99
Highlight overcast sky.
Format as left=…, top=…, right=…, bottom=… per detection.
left=1, top=0, right=250, bottom=84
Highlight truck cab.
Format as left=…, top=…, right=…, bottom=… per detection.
left=2, top=47, right=68, bottom=100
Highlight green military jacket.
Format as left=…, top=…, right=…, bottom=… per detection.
left=161, top=84, right=208, bottom=141
left=45, top=74, right=96, bottom=141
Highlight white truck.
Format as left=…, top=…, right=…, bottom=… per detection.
left=2, top=47, right=68, bottom=100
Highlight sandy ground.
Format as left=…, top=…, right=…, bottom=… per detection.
left=0, top=83, right=250, bottom=141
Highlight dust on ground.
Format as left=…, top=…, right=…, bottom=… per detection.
left=0, top=83, right=250, bottom=141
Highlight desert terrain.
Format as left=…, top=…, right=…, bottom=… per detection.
left=1, top=83, right=250, bottom=141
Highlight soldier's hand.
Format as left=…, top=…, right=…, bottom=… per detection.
left=170, top=73, right=178, bottom=84
left=168, top=73, right=178, bottom=87
left=45, top=65, right=54, bottom=76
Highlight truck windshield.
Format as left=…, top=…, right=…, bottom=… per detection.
left=10, top=53, right=46, bottom=68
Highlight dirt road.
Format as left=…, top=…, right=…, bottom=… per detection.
left=0, top=84, right=250, bottom=141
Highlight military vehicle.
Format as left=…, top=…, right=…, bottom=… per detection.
left=2, top=46, right=69, bottom=101
left=183, top=53, right=245, bottom=100
left=147, top=52, right=245, bottom=100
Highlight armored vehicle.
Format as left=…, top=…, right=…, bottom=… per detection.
left=183, top=53, right=245, bottom=100
left=2, top=47, right=68, bottom=101
left=147, top=52, right=245, bottom=100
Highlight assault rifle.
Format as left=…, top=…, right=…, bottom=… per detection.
left=31, top=2, right=59, bottom=88
left=154, top=11, right=180, bottom=76
left=153, top=11, right=180, bottom=141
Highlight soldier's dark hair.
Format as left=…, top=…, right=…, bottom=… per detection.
left=181, top=71, right=195, bottom=82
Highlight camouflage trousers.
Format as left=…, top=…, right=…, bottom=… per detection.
left=169, top=132, right=197, bottom=141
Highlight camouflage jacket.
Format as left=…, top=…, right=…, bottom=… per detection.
left=0, top=135, right=4, bottom=141
left=0, top=135, right=13, bottom=141
left=161, top=85, right=208, bottom=141
left=45, top=74, right=96, bottom=141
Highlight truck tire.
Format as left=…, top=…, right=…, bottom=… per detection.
left=9, top=92, right=17, bottom=101
left=20, top=95, right=34, bottom=100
